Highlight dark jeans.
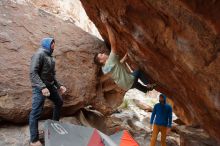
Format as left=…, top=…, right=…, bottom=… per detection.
left=131, top=70, right=149, bottom=93
left=29, top=86, right=63, bottom=142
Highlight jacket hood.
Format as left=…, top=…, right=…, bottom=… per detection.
left=41, top=37, right=54, bottom=54
left=159, top=93, right=166, bottom=104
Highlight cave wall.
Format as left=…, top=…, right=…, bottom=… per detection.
left=80, top=0, right=220, bottom=143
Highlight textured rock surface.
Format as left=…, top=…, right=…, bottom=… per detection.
left=175, top=126, right=218, bottom=146
left=80, top=0, right=220, bottom=143
left=0, top=0, right=123, bottom=123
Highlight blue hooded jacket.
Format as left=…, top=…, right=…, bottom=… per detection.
left=41, top=37, right=54, bottom=55
left=150, top=94, right=172, bottom=127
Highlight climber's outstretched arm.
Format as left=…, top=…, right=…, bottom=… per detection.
left=101, top=13, right=117, bottom=53
left=105, top=22, right=117, bottom=53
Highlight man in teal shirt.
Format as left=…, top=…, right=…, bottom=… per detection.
left=94, top=15, right=156, bottom=93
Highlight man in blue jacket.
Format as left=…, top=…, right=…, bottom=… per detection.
left=29, top=38, right=66, bottom=146
left=149, top=93, right=172, bottom=146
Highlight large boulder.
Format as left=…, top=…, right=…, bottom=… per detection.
left=80, top=0, right=220, bottom=143
left=0, top=0, right=124, bottom=123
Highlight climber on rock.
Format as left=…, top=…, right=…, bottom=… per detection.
left=149, top=93, right=173, bottom=146
left=29, top=38, right=67, bottom=146
left=93, top=14, right=156, bottom=93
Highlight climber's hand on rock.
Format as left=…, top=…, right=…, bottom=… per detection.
left=100, top=11, right=108, bottom=24
left=42, top=88, right=50, bottom=97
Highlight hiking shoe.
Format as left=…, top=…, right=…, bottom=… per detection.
left=30, top=141, right=42, bottom=146
left=147, top=83, right=157, bottom=91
